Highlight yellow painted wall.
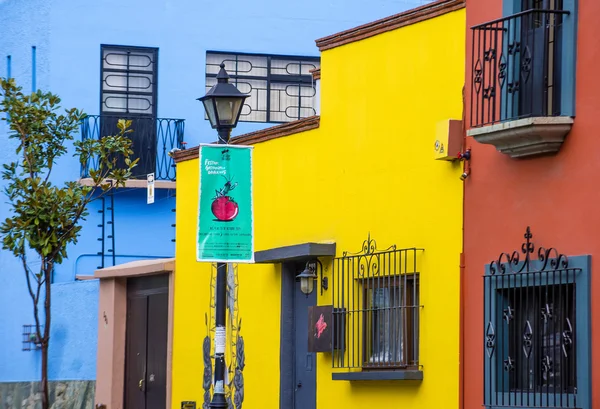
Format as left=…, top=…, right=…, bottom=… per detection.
left=172, top=7, right=465, bottom=409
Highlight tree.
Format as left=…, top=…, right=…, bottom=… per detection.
left=0, top=78, right=138, bottom=409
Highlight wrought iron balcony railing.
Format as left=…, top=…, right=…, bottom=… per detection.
left=80, top=115, right=185, bottom=181
left=471, top=8, right=570, bottom=127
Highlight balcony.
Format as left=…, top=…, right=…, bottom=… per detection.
left=80, top=115, right=185, bottom=184
left=468, top=8, right=575, bottom=158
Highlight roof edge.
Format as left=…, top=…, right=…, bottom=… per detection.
left=173, top=116, right=320, bottom=164
left=315, top=0, right=465, bottom=51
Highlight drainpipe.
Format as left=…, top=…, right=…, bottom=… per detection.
left=460, top=84, right=467, bottom=409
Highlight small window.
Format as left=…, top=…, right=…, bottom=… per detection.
left=101, top=45, right=158, bottom=116
left=363, top=275, right=418, bottom=367
left=483, top=227, right=591, bottom=408
left=205, top=51, right=319, bottom=123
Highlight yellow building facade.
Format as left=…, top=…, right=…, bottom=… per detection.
left=172, top=1, right=466, bottom=408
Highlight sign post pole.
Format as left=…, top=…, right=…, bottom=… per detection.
left=213, top=129, right=228, bottom=407
left=197, top=135, right=254, bottom=408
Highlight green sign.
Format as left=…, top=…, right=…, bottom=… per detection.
left=197, top=144, right=254, bottom=263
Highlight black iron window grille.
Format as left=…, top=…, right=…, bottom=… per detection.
left=332, top=236, right=424, bottom=371
left=483, top=227, right=590, bottom=408
left=470, top=1, right=569, bottom=127
left=80, top=115, right=185, bottom=181
left=205, top=51, right=319, bottom=123
left=101, top=45, right=158, bottom=116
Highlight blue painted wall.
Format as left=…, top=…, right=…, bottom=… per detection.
left=0, top=0, right=433, bottom=383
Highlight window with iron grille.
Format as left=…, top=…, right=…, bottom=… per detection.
left=483, top=227, right=590, bottom=408
left=205, top=51, right=319, bottom=123
left=101, top=45, right=158, bottom=116
left=332, top=236, right=424, bottom=378
left=98, top=45, right=164, bottom=179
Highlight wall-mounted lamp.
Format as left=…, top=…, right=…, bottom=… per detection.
left=297, top=260, right=328, bottom=296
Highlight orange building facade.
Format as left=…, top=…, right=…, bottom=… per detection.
left=463, top=1, right=598, bottom=409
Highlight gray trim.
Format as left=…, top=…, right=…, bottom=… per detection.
left=332, top=370, right=423, bottom=381
left=279, top=263, right=295, bottom=409
left=255, top=243, right=336, bottom=264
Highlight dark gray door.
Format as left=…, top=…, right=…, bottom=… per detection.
left=293, top=275, right=316, bottom=409
left=124, top=274, right=169, bottom=409
left=280, top=261, right=317, bottom=409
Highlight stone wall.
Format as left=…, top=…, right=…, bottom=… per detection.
left=0, top=381, right=94, bottom=409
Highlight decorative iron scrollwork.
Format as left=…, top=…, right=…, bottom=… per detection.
left=522, top=320, right=533, bottom=358
left=541, top=303, right=553, bottom=323
left=486, top=321, right=496, bottom=358
left=489, top=227, right=569, bottom=275
left=483, top=87, right=496, bottom=99
left=562, top=318, right=573, bottom=357
left=498, top=54, right=507, bottom=88
left=541, top=355, right=553, bottom=376
left=484, top=48, right=497, bottom=62
left=504, top=356, right=515, bottom=372
left=508, top=41, right=521, bottom=55
left=474, top=59, right=483, bottom=94
left=343, top=233, right=396, bottom=257
left=503, top=306, right=514, bottom=323
left=342, top=234, right=399, bottom=278
left=521, top=46, right=532, bottom=82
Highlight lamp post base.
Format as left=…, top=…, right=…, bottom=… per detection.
left=209, top=394, right=228, bottom=409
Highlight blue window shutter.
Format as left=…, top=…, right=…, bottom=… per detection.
left=560, top=0, right=578, bottom=117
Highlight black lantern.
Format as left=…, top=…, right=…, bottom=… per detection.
left=198, top=63, right=248, bottom=141
left=297, top=261, right=318, bottom=295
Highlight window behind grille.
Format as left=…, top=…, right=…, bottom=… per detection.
left=363, top=275, right=418, bottom=368
left=498, top=284, right=576, bottom=394
left=99, top=45, right=159, bottom=178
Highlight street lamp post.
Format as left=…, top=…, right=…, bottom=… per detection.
left=198, top=63, right=249, bottom=409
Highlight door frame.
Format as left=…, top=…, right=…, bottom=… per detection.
left=93, top=258, right=175, bottom=409
left=280, top=260, right=317, bottom=409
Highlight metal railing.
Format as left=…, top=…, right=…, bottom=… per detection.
left=332, top=236, right=424, bottom=371
left=80, top=114, right=185, bottom=181
left=484, top=227, right=579, bottom=408
left=471, top=9, right=569, bottom=127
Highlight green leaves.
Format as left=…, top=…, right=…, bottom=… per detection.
left=74, top=117, right=138, bottom=188
left=0, top=78, right=137, bottom=267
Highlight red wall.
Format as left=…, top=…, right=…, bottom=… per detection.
left=464, top=0, right=600, bottom=408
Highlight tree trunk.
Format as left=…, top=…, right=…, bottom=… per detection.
left=41, top=262, right=53, bottom=409
left=41, top=340, right=50, bottom=409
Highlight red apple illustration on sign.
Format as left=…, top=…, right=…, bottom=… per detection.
left=212, top=176, right=239, bottom=221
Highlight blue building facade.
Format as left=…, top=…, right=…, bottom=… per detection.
left=0, top=0, right=432, bottom=406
